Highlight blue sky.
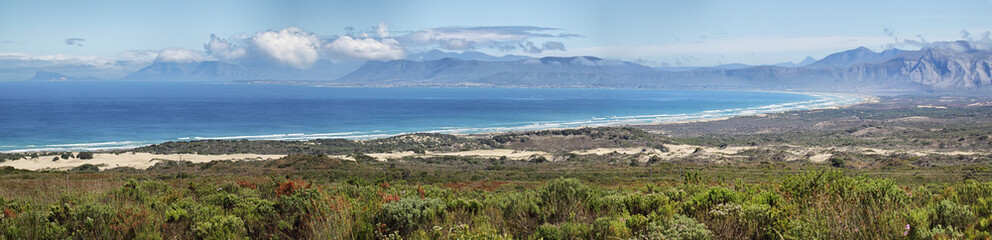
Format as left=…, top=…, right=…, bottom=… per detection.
left=1, top=0, right=991, bottom=79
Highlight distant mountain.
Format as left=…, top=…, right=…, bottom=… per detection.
left=654, top=57, right=817, bottom=73
left=406, top=50, right=531, bottom=62
left=335, top=56, right=657, bottom=87
left=902, top=44, right=992, bottom=89
left=774, top=56, right=818, bottom=67
left=126, top=61, right=252, bottom=81
left=712, top=63, right=753, bottom=70
left=26, top=71, right=103, bottom=81
left=326, top=44, right=992, bottom=92
left=806, top=47, right=903, bottom=69
left=28, top=71, right=71, bottom=81
left=61, top=40, right=992, bottom=92
left=124, top=60, right=363, bottom=81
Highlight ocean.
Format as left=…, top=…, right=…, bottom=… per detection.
left=0, top=81, right=862, bottom=152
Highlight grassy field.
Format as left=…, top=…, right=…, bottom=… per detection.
left=3, top=96, right=992, bottom=239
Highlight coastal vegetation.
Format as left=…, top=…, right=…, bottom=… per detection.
left=2, top=161, right=991, bottom=239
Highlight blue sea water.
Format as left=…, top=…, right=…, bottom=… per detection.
left=0, top=82, right=861, bottom=152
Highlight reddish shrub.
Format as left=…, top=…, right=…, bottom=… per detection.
left=3, top=208, right=16, bottom=219
left=237, top=180, right=257, bottom=189
left=378, top=192, right=400, bottom=203
left=276, top=179, right=311, bottom=197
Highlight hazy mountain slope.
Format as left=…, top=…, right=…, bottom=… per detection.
left=406, top=50, right=531, bottom=61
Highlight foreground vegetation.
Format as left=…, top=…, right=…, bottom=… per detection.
left=2, top=156, right=992, bottom=239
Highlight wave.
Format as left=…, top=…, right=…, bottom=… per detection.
left=1, top=93, right=863, bottom=153
left=46, top=141, right=144, bottom=147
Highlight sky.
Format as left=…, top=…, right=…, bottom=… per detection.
left=1, top=0, right=991, bottom=79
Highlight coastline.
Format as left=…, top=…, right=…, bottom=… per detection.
left=1, top=90, right=868, bottom=154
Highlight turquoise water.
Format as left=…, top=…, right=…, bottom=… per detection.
left=0, top=82, right=861, bottom=152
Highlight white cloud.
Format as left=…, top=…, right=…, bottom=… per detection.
left=251, top=27, right=321, bottom=69
left=376, top=22, right=390, bottom=38
left=438, top=38, right=474, bottom=50
left=402, top=26, right=573, bottom=52
left=0, top=51, right=158, bottom=80
left=153, top=48, right=214, bottom=63
left=570, top=35, right=894, bottom=66
left=205, top=34, right=247, bottom=61
left=326, top=36, right=405, bottom=60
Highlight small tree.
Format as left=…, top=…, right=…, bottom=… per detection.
left=829, top=157, right=846, bottom=168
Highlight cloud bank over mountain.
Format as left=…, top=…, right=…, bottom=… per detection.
left=0, top=24, right=580, bottom=80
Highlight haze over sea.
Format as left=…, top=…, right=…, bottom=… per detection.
left=0, top=82, right=861, bottom=153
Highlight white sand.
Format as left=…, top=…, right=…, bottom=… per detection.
left=808, top=153, right=833, bottom=163
left=0, top=152, right=286, bottom=171
left=334, top=149, right=551, bottom=161
left=434, top=149, right=549, bottom=159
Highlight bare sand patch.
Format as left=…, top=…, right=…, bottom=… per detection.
left=334, top=149, right=551, bottom=162
left=0, top=153, right=286, bottom=171
left=809, top=153, right=833, bottom=163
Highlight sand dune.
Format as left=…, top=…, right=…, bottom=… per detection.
left=0, top=152, right=286, bottom=171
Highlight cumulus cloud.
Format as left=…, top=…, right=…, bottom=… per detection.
left=153, top=48, right=213, bottom=63
left=204, top=34, right=247, bottom=61
left=251, top=27, right=321, bottom=69
left=64, top=38, right=85, bottom=46
left=325, top=36, right=405, bottom=60
left=402, top=26, right=576, bottom=52
left=200, top=26, right=406, bottom=67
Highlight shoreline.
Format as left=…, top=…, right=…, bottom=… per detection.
left=1, top=91, right=869, bottom=154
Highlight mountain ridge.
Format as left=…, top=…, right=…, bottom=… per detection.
left=29, top=44, right=992, bottom=93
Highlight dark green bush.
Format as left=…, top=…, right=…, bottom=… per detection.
left=374, top=197, right=446, bottom=236
left=683, top=187, right=741, bottom=215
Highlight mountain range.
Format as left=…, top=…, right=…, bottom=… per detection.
left=27, top=43, right=992, bottom=92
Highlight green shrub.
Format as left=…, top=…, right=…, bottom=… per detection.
left=77, top=152, right=94, bottom=160
left=933, top=200, right=974, bottom=229
left=592, top=216, right=631, bottom=239
left=534, top=223, right=563, bottom=240
left=69, top=164, right=100, bottom=172
left=448, top=198, right=483, bottom=214
left=193, top=215, right=246, bottom=240
left=829, top=157, right=845, bottom=168
left=374, top=197, right=446, bottom=236
left=683, top=187, right=741, bottom=215
left=559, top=222, right=592, bottom=239
left=537, top=178, right=595, bottom=223
left=44, top=196, right=151, bottom=239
